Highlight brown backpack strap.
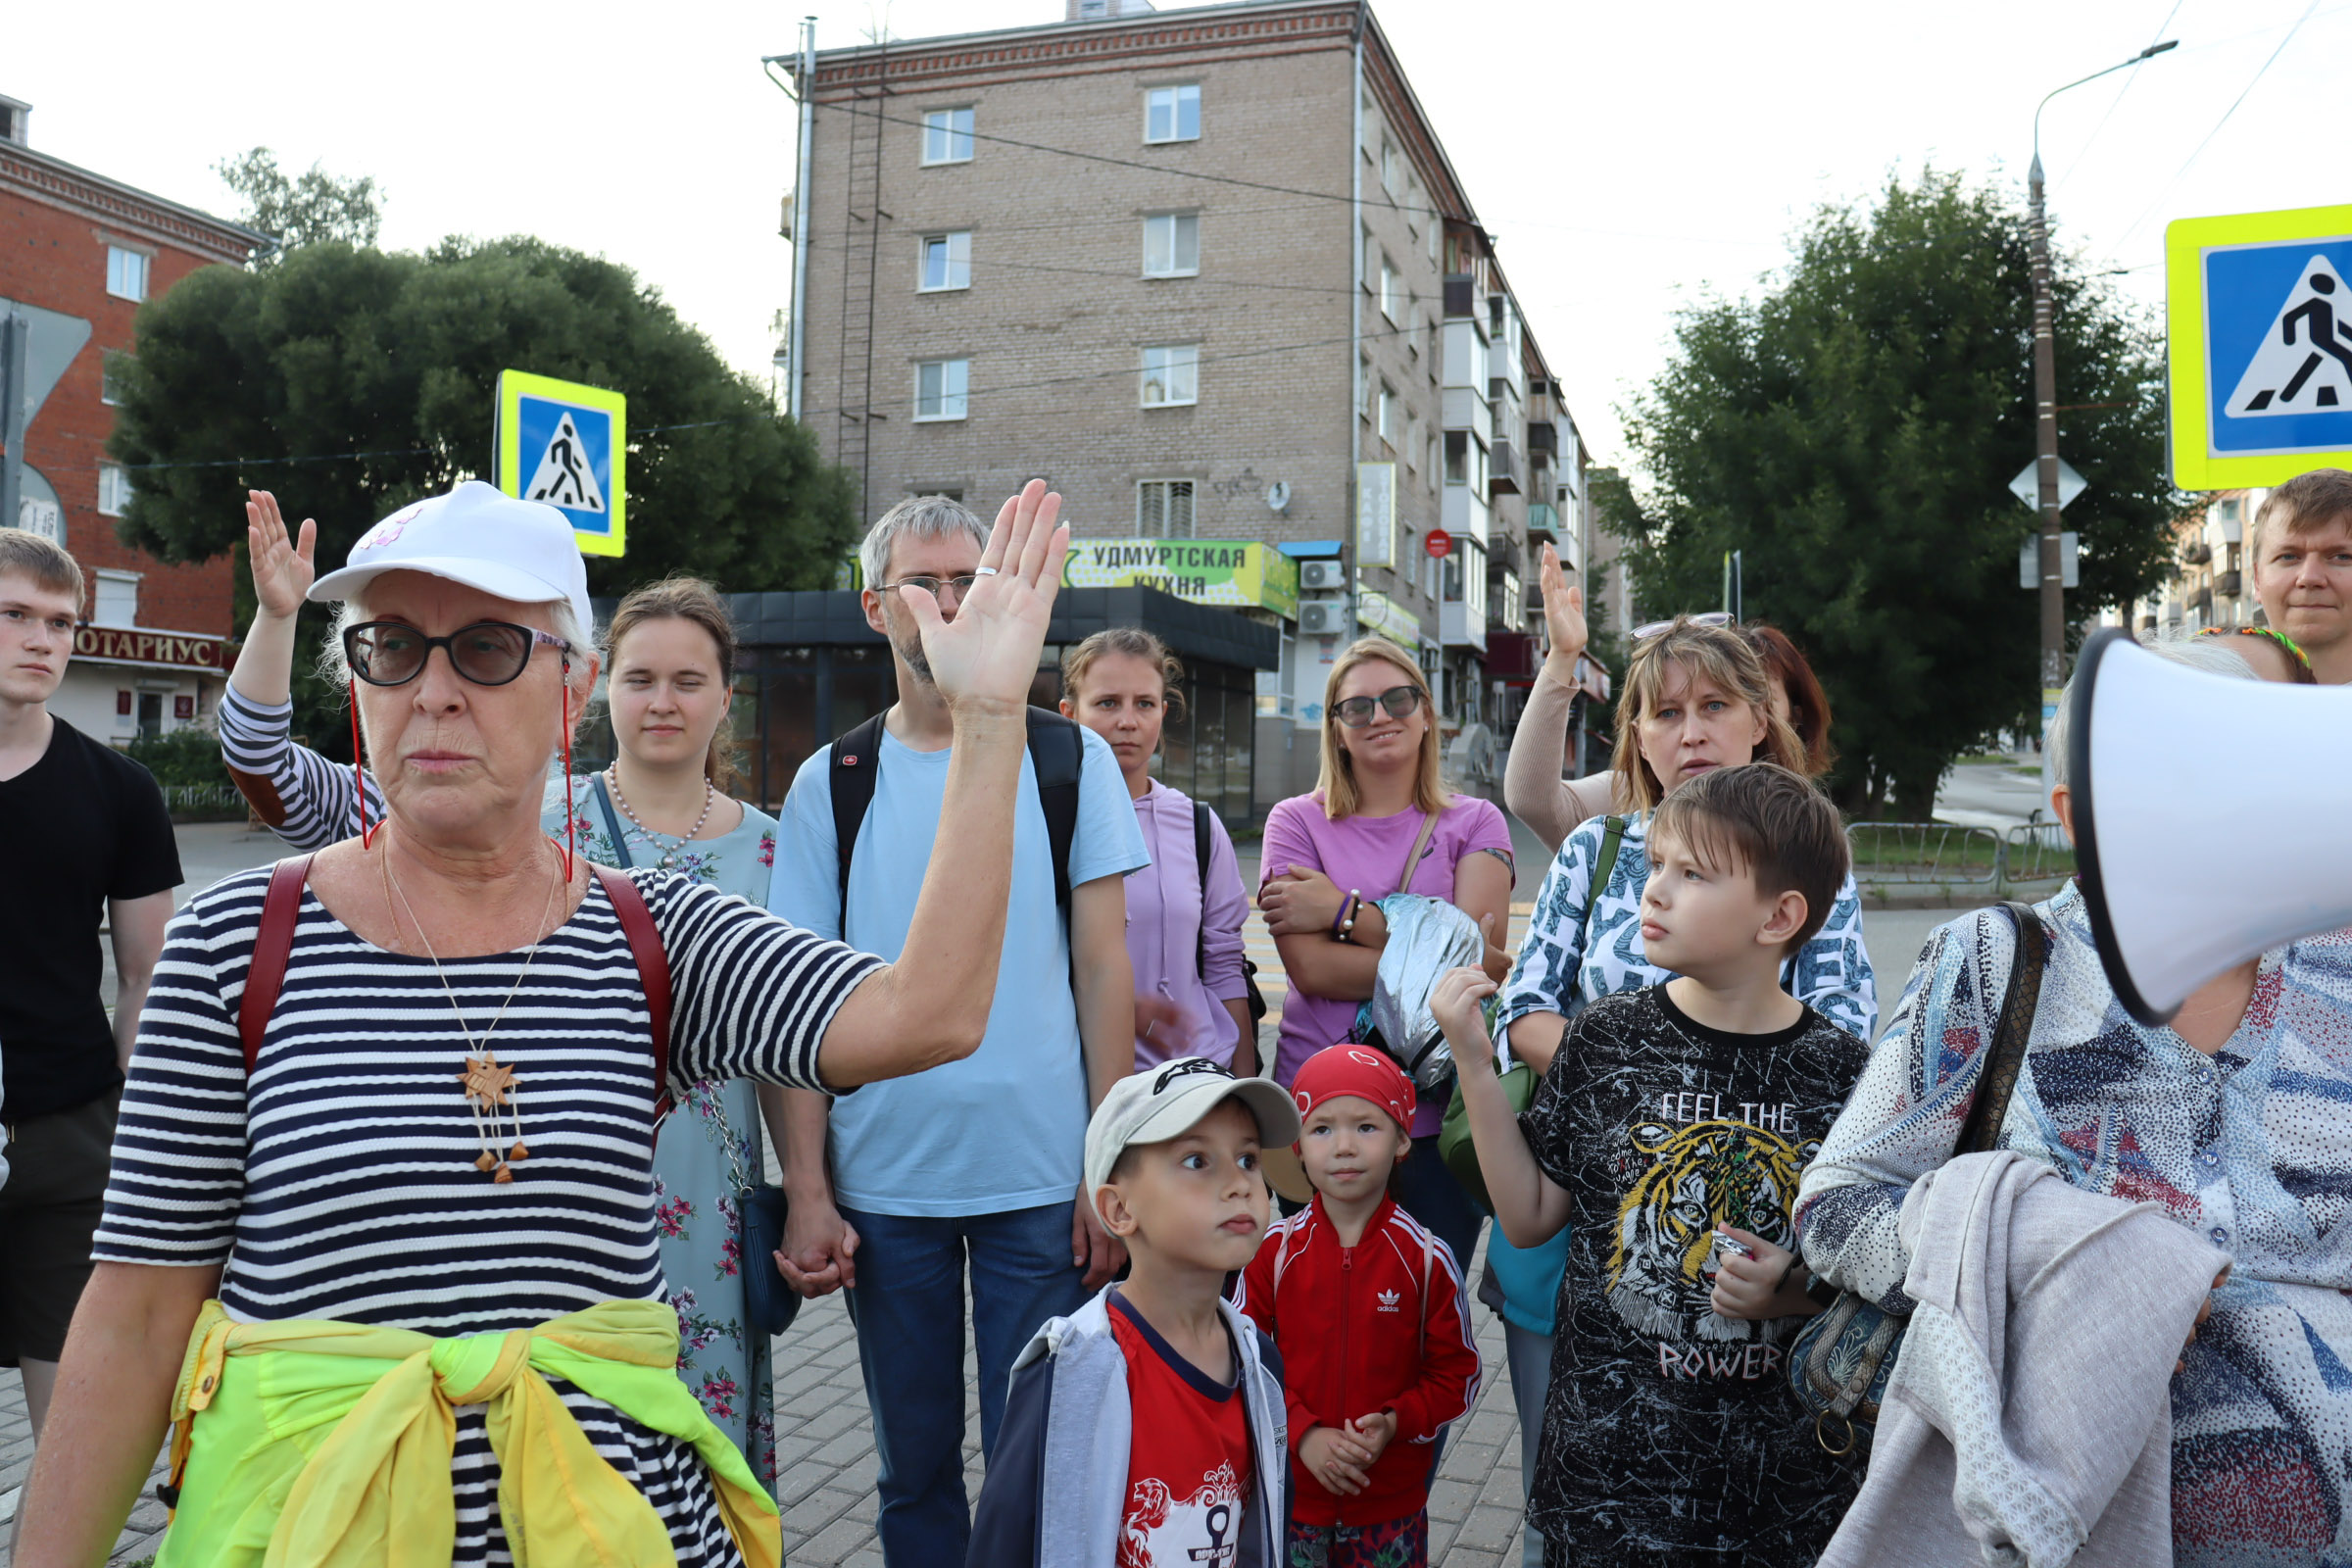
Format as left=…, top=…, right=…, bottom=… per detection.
left=240, top=855, right=316, bottom=1073
left=594, top=864, right=673, bottom=1121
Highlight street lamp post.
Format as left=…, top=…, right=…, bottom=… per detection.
left=2029, top=39, right=2176, bottom=728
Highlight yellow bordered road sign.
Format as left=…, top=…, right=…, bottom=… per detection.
left=2169, top=203, right=2352, bottom=491
left=496, top=369, right=627, bottom=557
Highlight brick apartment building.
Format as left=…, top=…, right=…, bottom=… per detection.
left=0, top=93, right=267, bottom=746
left=782, top=0, right=1597, bottom=799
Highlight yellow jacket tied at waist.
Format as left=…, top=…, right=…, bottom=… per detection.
left=159, top=1297, right=780, bottom=1568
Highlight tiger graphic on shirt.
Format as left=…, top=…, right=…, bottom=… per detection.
left=1120, top=1464, right=1244, bottom=1568
left=1606, top=1117, right=1817, bottom=1344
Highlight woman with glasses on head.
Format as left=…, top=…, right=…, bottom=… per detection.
left=1257, top=636, right=1515, bottom=1269
left=15, top=477, right=1068, bottom=1568
left=215, top=493, right=796, bottom=1490
left=1503, top=545, right=1838, bottom=854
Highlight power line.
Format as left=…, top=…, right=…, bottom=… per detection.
left=2054, top=0, right=2186, bottom=196
left=2113, top=0, right=2321, bottom=251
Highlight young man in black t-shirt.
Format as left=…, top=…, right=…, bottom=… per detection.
left=0, top=532, right=180, bottom=1444
left=1436, top=763, right=1869, bottom=1566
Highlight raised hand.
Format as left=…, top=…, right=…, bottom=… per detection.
left=904, top=480, right=1069, bottom=714
left=246, top=490, right=318, bottom=621
left=1538, top=543, right=1587, bottom=670
left=1430, top=967, right=1499, bottom=1072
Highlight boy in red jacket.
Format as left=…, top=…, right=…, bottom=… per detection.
left=1236, top=1046, right=1481, bottom=1568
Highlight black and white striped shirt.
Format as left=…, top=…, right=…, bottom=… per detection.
left=95, top=863, right=881, bottom=1564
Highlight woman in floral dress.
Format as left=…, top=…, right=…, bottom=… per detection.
left=216, top=493, right=792, bottom=1490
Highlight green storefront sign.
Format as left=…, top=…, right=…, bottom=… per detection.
left=1064, top=539, right=1299, bottom=619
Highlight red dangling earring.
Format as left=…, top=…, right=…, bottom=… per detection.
left=348, top=678, right=380, bottom=849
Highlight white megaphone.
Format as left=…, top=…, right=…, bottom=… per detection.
left=2068, top=627, right=2352, bottom=1024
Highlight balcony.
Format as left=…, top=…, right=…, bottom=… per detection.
left=1526, top=422, right=1557, bottom=456
left=1486, top=537, right=1523, bottom=577
left=1443, top=274, right=1475, bottom=318
left=1490, top=440, right=1521, bottom=496
left=2216, top=568, right=2242, bottom=598
left=1526, top=502, right=1559, bottom=541
left=2185, top=540, right=2212, bottom=565
left=2191, top=585, right=2213, bottom=612
left=2138, top=613, right=2157, bottom=630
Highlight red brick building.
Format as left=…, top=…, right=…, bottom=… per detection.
left=0, top=93, right=268, bottom=746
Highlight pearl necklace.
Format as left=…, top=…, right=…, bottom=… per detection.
left=606, top=766, right=714, bottom=870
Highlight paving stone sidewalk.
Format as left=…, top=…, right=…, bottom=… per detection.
left=0, top=1235, right=1532, bottom=1568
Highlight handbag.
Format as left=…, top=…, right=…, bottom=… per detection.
left=1787, top=899, right=2048, bottom=1456
left=1439, top=813, right=1629, bottom=1210
left=595, top=775, right=802, bottom=1339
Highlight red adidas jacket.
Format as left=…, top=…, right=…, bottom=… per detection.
left=1234, top=1194, right=1482, bottom=1527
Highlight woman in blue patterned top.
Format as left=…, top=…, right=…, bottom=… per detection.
left=1798, top=636, right=2352, bottom=1567
left=215, top=496, right=793, bottom=1490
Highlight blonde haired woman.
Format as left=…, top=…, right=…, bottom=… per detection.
left=1257, top=636, right=1514, bottom=1265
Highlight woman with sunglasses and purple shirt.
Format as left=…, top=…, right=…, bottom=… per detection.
left=1257, top=636, right=1515, bottom=1268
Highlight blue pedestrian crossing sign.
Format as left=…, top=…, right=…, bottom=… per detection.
left=2169, top=204, right=2352, bottom=490
left=496, top=369, right=628, bottom=557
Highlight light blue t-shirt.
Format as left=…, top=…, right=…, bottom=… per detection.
left=767, top=718, right=1149, bottom=1216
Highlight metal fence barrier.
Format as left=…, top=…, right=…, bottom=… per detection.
left=1846, top=820, right=2077, bottom=896
left=161, top=783, right=247, bottom=813
left=1844, top=821, right=2002, bottom=885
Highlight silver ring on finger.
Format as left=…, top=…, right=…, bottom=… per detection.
left=974, top=565, right=1000, bottom=576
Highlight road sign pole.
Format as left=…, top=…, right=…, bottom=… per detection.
left=1, top=311, right=26, bottom=539
left=2030, top=157, right=2066, bottom=719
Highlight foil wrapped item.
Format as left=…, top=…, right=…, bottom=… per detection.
left=1355, top=893, right=1486, bottom=1091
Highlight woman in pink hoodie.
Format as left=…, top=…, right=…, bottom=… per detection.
left=1059, top=629, right=1256, bottom=1073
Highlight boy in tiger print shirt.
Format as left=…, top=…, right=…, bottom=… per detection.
left=1436, top=764, right=1869, bottom=1565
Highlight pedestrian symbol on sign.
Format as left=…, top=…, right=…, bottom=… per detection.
left=2224, top=255, right=2352, bottom=417
left=524, top=413, right=607, bottom=514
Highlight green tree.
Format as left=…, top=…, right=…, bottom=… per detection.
left=1614, top=169, right=2173, bottom=819
left=108, top=237, right=861, bottom=755
left=216, top=148, right=383, bottom=252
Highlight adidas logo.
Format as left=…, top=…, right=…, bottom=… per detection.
left=1376, top=1289, right=1401, bottom=1312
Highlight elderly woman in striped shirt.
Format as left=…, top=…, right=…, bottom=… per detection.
left=17, top=479, right=1072, bottom=1568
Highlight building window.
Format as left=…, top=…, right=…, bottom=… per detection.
left=1381, top=138, right=1402, bottom=199
left=1359, top=355, right=1374, bottom=419
left=1142, top=213, right=1200, bottom=277
left=1426, top=432, right=1442, bottom=481
left=1444, top=431, right=1468, bottom=485
left=1377, top=382, right=1397, bottom=447
left=107, top=245, right=150, bottom=302
left=1145, top=84, right=1200, bottom=144
left=98, top=462, right=134, bottom=515
left=1404, top=414, right=1419, bottom=470
left=93, top=568, right=138, bottom=627
left=919, top=232, right=971, bottom=291
left=921, top=108, right=975, bottom=165
left=1380, top=255, right=1401, bottom=323
left=1141, top=345, right=1198, bottom=408
left=1138, top=479, right=1196, bottom=538
left=914, top=359, right=969, bottom=420
left=102, top=350, right=131, bottom=406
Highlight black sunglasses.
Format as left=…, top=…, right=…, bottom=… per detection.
left=1332, top=684, right=1424, bottom=729
left=342, top=619, right=571, bottom=688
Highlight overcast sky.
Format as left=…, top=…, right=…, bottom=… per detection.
left=13, top=0, right=2341, bottom=475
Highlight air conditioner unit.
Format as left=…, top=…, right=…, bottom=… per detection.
left=1299, top=600, right=1350, bottom=636
left=1298, top=560, right=1347, bottom=593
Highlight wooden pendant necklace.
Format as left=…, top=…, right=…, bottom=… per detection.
left=605, top=765, right=713, bottom=870
left=383, top=839, right=563, bottom=1182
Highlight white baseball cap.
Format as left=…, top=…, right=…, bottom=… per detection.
left=1084, top=1057, right=1301, bottom=1202
left=309, top=479, right=595, bottom=638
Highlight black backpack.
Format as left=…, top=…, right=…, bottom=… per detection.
left=1191, top=800, right=1270, bottom=1026
left=828, top=708, right=1083, bottom=929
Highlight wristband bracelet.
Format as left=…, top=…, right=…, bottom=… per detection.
left=1332, top=889, right=1362, bottom=941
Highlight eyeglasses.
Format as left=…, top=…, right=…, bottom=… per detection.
left=1631, top=611, right=1735, bottom=642
left=341, top=620, right=571, bottom=688
left=878, top=574, right=981, bottom=602
left=1332, top=684, right=1424, bottom=728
